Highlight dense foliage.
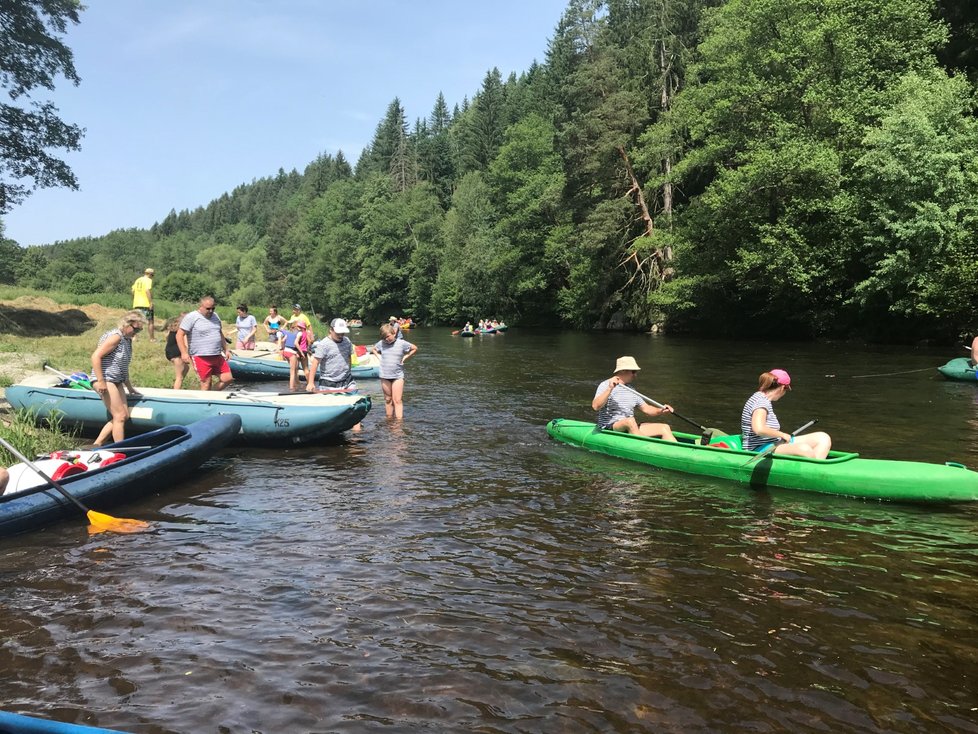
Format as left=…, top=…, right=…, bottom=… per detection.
left=0, top=0, right=83, bottom=214
left=2, top=0, right=978, bottom=341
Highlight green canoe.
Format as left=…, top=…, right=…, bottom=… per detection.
left=546, top=419, right=978, bottom=503
left=937, top=357, right=977, bottom=381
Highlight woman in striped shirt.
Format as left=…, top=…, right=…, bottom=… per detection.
left=90, top=311, right=145, bottom=446
left=741, top=369, right=831, bottom=459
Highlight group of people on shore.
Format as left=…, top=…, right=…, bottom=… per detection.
left=87, top=277, right=421, bottom=445
left=594, top=356, right=833, bottom=459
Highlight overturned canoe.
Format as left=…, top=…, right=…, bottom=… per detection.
left=228, top=350, right=380, bottom=380
left=0, top=414, right=240, bottom=537
left=546, top=419, right=978, bottom=503
left=937, top=357, right=977, bottom=382
left=6, top=374, right=370, bottom=446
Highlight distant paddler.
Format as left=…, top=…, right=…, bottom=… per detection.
left=592, top=356, right=676, bottom=440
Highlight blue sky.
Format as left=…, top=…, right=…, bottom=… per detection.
left=3, top=0, right=567, bottom=246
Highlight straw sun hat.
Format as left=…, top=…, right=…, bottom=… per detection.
left=614, top=356, right=641, bottom=373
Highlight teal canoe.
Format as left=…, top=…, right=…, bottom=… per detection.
left=546, top=419, right=978, bottom=503
left=937, top=357, right=977, bottom=381
left=228, top=351, right=380, bottom=380
left=6, top=374, right=370, bottom=446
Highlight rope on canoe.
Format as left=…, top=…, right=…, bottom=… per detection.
left=841, top=367, right=938, bottom=379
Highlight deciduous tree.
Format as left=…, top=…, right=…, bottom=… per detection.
left=0, top=0, right=84, bottom=213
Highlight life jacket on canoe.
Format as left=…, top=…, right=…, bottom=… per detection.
left=3, top=450, right=127, bottom=496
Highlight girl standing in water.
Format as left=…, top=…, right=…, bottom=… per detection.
left=370, top=323, right=418, bottom=419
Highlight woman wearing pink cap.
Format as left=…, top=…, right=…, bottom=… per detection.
left=741, top=369, right=832, bottom=459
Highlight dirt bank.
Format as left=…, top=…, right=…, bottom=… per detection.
left=0, top=295, right=129, bottom=420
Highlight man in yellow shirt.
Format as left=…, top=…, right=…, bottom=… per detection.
left=287, top=303, right=312, bottom=332
left=131, top=268, right=156, bottom=341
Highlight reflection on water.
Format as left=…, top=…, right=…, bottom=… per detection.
left=1, top=330, right=977, bottom=732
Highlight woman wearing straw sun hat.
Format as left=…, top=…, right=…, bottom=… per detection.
left=592, top=356, right=677, bottom=440
left=741, top=369, right=832, bottom=459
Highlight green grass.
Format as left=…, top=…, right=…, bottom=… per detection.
left=0, top=409, right=79, bottom=464
left=0, top=288, right=337, bottom=389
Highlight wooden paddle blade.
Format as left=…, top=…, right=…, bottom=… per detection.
left=86, top=510, right=150, bottom=534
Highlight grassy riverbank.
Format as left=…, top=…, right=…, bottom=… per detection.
left=0, top=290, right=217, bottom=458
left=0, top=289, right=335, bottom=458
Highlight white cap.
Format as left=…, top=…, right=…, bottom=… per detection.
left=330, top=318, right=350, bottom=334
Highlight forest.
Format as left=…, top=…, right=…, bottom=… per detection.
left=2, top=0, right=978, bottom=341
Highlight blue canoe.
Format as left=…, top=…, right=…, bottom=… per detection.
left=0, top=710, right=129, bottom=733
left=228, top=350, right=380, bottom=380
left=6, top=375, right=370, bottom=446
left=0, top=414, right=240, bottom=538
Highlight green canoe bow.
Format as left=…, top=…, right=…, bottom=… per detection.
left=546, top=419, right=978, bottom=503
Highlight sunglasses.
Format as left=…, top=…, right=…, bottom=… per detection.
left=203, top=307, right=216, bottom=312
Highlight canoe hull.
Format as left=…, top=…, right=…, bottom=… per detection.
left=0, top=414, right=240, bottom=538
left=937, top=357, right=977, bottom=381
left=6, top=381, right=370, bottom=446
left=546, top=419, right=978, bottom=503
left=228, top=355, right=380, bottom=380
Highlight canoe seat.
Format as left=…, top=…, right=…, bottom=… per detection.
left=51, top=462, right=88, bottom=480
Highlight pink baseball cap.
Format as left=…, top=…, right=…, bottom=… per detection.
left=770, top=368, right=792, bottom=389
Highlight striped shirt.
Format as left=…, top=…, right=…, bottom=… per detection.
left=741, top=391, right=780, bottom=451
left=594, top=380, right=644, bottom=428
left=372, top=338, right=415, bottom=380
left=179, top=310, right=225, bottom=356
left=312, top=336, right=353, bottom=384
left=98, top=328, right=132, bottom=383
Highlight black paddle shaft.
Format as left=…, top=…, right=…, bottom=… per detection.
left=620, top=384, right=716, bottom=432
left=0, top=436, right=91, bottom=514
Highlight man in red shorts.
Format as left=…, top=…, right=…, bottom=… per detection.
left=176, top=296, right=233, bottom=390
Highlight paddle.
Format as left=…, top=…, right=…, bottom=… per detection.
left=742, top=419, right=818, bottom=466
left=43, top=363, right=93, bottom=390
left=0, top=436, right=148, bottom=533
left=620, top=384, right=727, bottom=442
left=232, top=349, right=279, bottom=358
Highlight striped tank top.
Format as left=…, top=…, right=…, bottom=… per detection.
left=98, top=328, right=133, bottom=383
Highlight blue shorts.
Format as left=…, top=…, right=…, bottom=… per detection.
left=753, top=436, right=793, bottom=453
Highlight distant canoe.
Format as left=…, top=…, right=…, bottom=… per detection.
left=937, top=358, right=977, bottom=382
left=6, top=374, right=370, bottom=445
left=229, top=350, right=381, bottom=380
left=0, top=415, right=240, bottom=538
left=348, top=319, right=363, bottom=328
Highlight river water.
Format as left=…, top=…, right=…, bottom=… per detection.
left=1, top=329, right=977, bottom=733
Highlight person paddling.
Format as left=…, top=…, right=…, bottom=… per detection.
left=741, top=369, right=832, bottom=459
left=592, top=356, right=676, bottom=440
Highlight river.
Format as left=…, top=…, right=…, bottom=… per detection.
left=1, top=328, right=977, bottom=733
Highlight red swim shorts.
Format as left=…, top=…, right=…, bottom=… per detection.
left=192, top=355, right=231, bottom=381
